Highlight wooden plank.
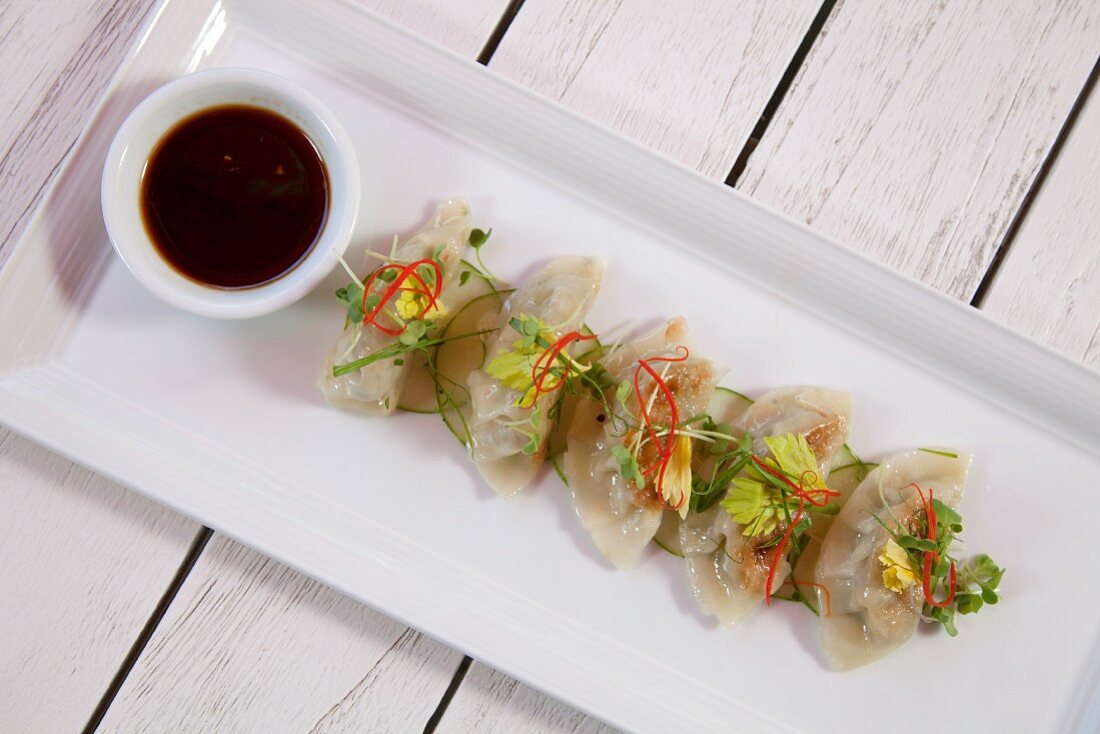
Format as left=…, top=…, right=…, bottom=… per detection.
left=439, top=2, right=818, bottom=728
left=981, top=71, right=1100, bottom=365
left=0, top=0, right=155, bottom=268
left=9, top=0, right=1094, bottom=732
left=437, top=663, right=619, bottom=733
left=0, top=3, right=205, bottom=732
left=443, top=3, right=1100, bottom=729
left=84, top=1, right=511, bottom=728
left=0, top=0, right=504, bottom=730
left=450, top=2, right=819, bottom=728
left=738, top=0, right=1100, bottom=300
left=97, top=536, right=464, bottom=732
left=489, top=0, right=821, bottom=179
left=0, top=432, right=198, bottom=732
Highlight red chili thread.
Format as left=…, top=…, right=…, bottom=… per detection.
left=763, top=497, right=805, bottom=605
left=750, top=456, right=841, bottom=605
left=751, top=460, right=840, bottom=508
left=360, top=258, right=443, bottom=336
left=528, top=332, right=597, bottom=402
left=913, top=485, right=957, bottom=609
left=632, top=347, right=690, bottom=511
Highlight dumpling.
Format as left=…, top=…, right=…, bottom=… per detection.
left=466, top=256, right=603, bottom=496
left=785, top=447, right=876, bottom=612
left=319, top=197, right=471, bottom=415
left=814, top=449, right=969, bottom=670
left=564, top=318, right=719, bottom=569
left=680, top=387, right=852, bottom=626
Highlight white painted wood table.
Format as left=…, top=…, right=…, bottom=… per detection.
left=2, top=1, right=1097, bottom=731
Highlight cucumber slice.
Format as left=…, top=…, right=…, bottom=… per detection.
left=451, top=260, right=497, bottom=308
left=435, top=288, right=511, bottom=445
left=706, top=385, right=754, bottom=424
left=396, top=262, right=502, bottom=413
left=653, top=512, right=684, bottom=557
left=550, top=453, right=568, bottom=487
left=546, top=393, right=579, bottom=460
left=395, top=350, right=437, bottom=413
left=437, top=289, right=509, bottom=389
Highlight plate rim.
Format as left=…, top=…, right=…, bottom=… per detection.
left=0, top=0, right=1097, bottom=731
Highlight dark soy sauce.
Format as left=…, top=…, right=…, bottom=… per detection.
left=141, top=105, right=328, bottom=288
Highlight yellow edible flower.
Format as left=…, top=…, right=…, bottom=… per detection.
left=485, top=315, right=560, bottom=408
left=878, top=538, right=918, bottom=593
left=486, top=348, right=540, bottom=407
left=394, top=275, right=447, bottom=321
left=661, top=433, right=693, bottom=519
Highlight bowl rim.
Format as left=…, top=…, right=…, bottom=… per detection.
left=101, top=67, right=360, bottom=319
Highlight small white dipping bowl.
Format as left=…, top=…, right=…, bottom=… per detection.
left=101, top=68, right=359, bottom=319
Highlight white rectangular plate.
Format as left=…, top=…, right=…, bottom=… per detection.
left=2, top=1, right=1099, bottom=731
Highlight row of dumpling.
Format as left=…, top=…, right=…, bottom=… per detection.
left=318, top=199, right=996, bottom=671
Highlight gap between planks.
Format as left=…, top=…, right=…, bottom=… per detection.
left=78, top=2, right=1099, bottom=731
left=423, top=656, right=473, bottom=734
left=725, top=0, right=837, bottom=187
left=79, top=2, right=530, bottom=731
left=428, top=2, right=836, bottom=728
left=82, top=528, right=213, bottom=734
left=969, top=53, right=1100, bottom=309
left=421, top=4, right=528, bottom=729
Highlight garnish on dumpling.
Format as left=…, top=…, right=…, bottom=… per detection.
left=563, top=317, right=719, bottom=569
left=814, top=449, right=1004, bottom=669
left=318, top=197, right=486, bottom=415
left=465, top=256, right=604, bottom=497
left=680, top=387, right=852, bottom=626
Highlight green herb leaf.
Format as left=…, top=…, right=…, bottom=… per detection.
left=912, top=538, right=938, bottom=553
left=521, top=431, right=540, bottom=455
left=956, top=593, right=983, bottom=614
left=335, top=280, right=366, bottom=323
left=469, top=227, right=492, bottom=249
left=708, top=423, right=733, bottom=456
left=398, top=319, right=429, bottom=346
left=610, top=444, right=641, bottom=483
left=332, top=327, right=496, bottom=377
left=459, top=270, right=471, bottom=286
left=932, top=499, right=963, bottom=531
left=551, top=454, right=568, bottom=487
left=979, top=585, right=999, bottom=604
left=615, top=379, right=634, bottom=406
left=934, top=554, right=951, bottom=577
left=929, top=606, right=959, bottom=636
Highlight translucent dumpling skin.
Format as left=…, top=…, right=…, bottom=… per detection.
left=319, top=197, right=471, bottom=415
left=467, top=256, right=604, bottom=497
left=815, top=449, right=969, bottom=670
left=565, top=318, right=718, bottom=569
left=680, top=386, right=853, bottom=627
